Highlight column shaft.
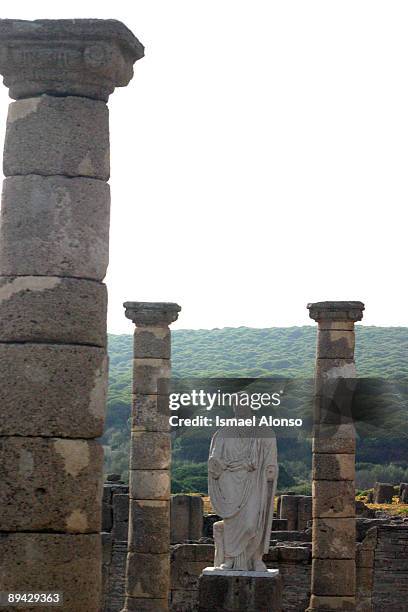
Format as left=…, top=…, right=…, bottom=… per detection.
left=0, top=19, right=143, bottom=612
left=122, top=302, right=181, bottom=612
left=307, top=301, right=364, bottom=612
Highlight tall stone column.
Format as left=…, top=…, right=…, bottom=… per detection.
left=122, top=302, right=181, bottom=612
left=0, top=20, right=143, bottom=611
left=307, top=301, right=364, bottom=612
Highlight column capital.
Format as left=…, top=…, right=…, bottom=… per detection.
left=307, top=301, right=365, bottom=323
left=0, top=19, right=144, bottom=101
left=123, top=301, right=181, bottom=327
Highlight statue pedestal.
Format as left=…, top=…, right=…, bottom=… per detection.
left=198, top=567, right=282, bottom=612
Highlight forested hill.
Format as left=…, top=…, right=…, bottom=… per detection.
left=105, top=326, right=408, bottom=491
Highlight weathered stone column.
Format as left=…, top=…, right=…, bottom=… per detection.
left=122, top=302, right=181, bottom=612
left=307, top=301, right=364, bottom=612
left=0, top=20, right=143, bottom=611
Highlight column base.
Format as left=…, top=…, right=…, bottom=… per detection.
left=122, top=596, right=168, bottom=611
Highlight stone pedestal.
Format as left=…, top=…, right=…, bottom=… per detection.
left=198, top=568, right=282, bottom=612
left=0, top=19, right=143, bottom=612
left=306, top=301, right=364, bottom=612
left=373, top=483, right=394, bottom=504
left=171, top=494, right=204, bottom=543
left=122, top=302, right=181, bottom=612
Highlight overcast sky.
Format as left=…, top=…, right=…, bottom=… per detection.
left=0, top=2, right=407, bottom=332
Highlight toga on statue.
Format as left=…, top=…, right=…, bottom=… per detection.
left=208, top=408, right=278, bottom=571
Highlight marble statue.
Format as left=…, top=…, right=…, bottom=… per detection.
left=208, top=405, right=278, bottom=571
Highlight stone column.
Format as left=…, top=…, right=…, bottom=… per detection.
left=307, top=301, right=364, bottom=612
left=122, top=302, right=181, bottom=612
left=0, top=20, right=143, bottom=612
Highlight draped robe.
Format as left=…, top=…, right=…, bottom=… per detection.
left=208, top=424, right=278, bottom=570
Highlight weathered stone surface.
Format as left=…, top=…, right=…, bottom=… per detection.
left=131, top=394, right=170, bottom=432
left=0, top=19, right=144, bottom=101
left=171, top=495, right=204, bottom=543
left=4, top=95, right=109, bottom=179
left=0, top=175, right=110, bottom=280
left=298, top=496, right=313, bottom=531
left=312, top=559, right=355, bottom=596
left=0, top=343, right=107, bottom=437
left=316, top=330, right=355, bottom=359
left=308, top=594, right=356, bottom=610
left=0, top=276, right=107, bottom=346
left=313, top=518, right=355, bottom=559
left=312, top=481, right=355, bottom=518
left=124, top=301, right=181, bottom=327
left=130, top=432, right=171, bottom=470
left=280, top=495, right=301, bottom=531
left=307, top=301, right=364, bottom=324
left=112, top=494, right=129, bottom=541
left=129, top=469, right=170, bottom=500
left=0, top=532, right=101, bottom=611
left=134, top=326, right=171, bottom=359
left=313, top=423, right=356, bottom=454
left=125, top=597, right=168, bottom=611
left=133, top=358, right=171, bottom=394
left=313, top=453, right=355, bottom=481
left=399, top=482, right=408, bottom=503
left=0, top=437, right=103, bottom=532
left=198, top=572, right=283, bottom=611
left=129, top=500, right=169, bottom=553
left=373, top=482, right=394, bottom=504
left=126, top=552, right=169, bottom=598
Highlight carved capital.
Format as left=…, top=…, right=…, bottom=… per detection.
left=0, top=19, right=144, bottom=100
left=123, top=302, right=181, bottom=327
left=307, top=301, right=365, bottom=323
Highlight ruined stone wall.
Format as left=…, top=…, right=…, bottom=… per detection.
left=102, top=482, right=129, bottom=612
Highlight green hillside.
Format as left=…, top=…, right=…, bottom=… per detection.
left=104, top=326, right=408, bottom=493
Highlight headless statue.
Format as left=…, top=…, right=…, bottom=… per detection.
left=208, top=406, right=278, bottom=571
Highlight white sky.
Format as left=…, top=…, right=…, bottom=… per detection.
left=0, top=1, right=407, bottom=332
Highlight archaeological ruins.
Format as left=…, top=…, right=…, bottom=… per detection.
left=0, top=16, right=406, bottom=612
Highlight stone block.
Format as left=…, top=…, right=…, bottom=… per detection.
left=0, top=276, right=107, bottom=346
left=312, top=559, right=355, bottom=597
left=278, top=546, right=310, bottom=562
left=0, top=437, right=103, bottom=532
left=0, top=532, right=101, bottom=611
left=313, top=423, right=356, bottom=454
left=374, top=482, right=395, bottom=504
left=312, top=481, right=355, bottom=518
left=126, top=552, right=169, bottom=598
left=133, top=358, right=171, bottom=394
left=125, top=597, right=168, bottom=611
left=4, top=95, right=110, bottom=180
left=298, top=496, right=313, bottom=531
left=280, top=495, right=301, bottom=531
left=317, top=330, right=355, bottom=359
left=198, top=571, right=283, bottom=611
left=271, top=518, right=288, bottom=530
left=112, top=493, right=129, bottom=541
left=0, top=344, right=107, bottom=437
left=313, top=453, right=355, bottom=481
left=399, top=482, right=408, bottom=503
left=0, top=175, right=110, bottom=280
left=134, top=326, right=171, bottom=359
left=171, top=495, right=204, bottom=543
left=129, top=469, right=170, bottom=500
left=129, top=499, right=169, bottom=553
left=130, top=432, right=171, bottom=470
left=308, top=594, right=356, bottom=611
left=313, top=518, right=355, bottom=559
left=315, top=358, right=356, bottom=390
left=131, top=394, right=170, bottom=432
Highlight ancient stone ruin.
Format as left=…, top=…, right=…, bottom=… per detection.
left=0, top=18, right=143, bottom=612
left=0, top=16, right=406, bottom=612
